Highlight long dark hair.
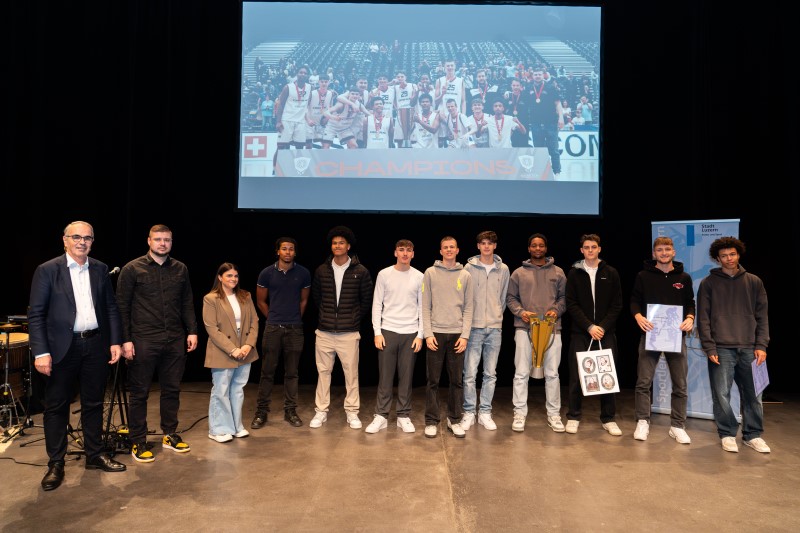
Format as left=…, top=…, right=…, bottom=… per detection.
left=210, top=262, right=249, bottom=303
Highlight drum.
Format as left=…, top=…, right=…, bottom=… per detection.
left=1, top=332, right=29, bottom=401
left=0, top=332, right=30, bottom=370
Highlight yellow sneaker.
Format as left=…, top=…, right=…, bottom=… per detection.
left=162, top=433, right=190, bottom=453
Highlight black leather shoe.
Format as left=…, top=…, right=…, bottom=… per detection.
left=41, top=463, right=65, bottom=491
left=251, top=412, right=268, bottom=429
left=85, top=454, right=127, bottom=472
left=285, top=410, right=303, bottom=427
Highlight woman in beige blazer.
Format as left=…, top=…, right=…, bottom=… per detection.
left=203, top=262, right=259, bottom=442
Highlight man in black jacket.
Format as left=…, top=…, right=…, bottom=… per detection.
left=630, top=236, right=695, bottom=444
left=564, top=234, right=623, bottom=436
left=309, top=226, right=373, bottom=429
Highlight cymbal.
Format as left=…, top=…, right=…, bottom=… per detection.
left=0, top=323, right=20, bottom=331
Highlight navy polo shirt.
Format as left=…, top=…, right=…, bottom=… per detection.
left=256, top=262, right=311, bottom=325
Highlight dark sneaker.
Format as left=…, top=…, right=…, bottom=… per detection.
left=162, top=433, right=190, bottom=453
left=131, top=442, right=155, bottom=463
left=284, top=410, right=302, bottom=427
left=251, top=412, right=268, bottom=429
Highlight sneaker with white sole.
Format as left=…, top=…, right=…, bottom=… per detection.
left=346, top=412, right=362, bottom=429
left=131, top=442, right=154, bottom=463
left=460, top=412, right=476, bottom=431
left=721, top=436, right=739, bottom=452
left=547, top=415, right=566, bottom=433
left=397, top=417, right=416, bottom=433
left=208, top=433, right=233, bottom=443
left=743, top=437, right=770, bottom=453
left=309, top=411, right=327, bottom=428
left=669, top=427, right=691, bottom=444
left=602, top=421, right=622, bottom=436
left=634, top=420, right=650, bottom=441
left=447, top=418, right=465, bottom=438
left=478, top=413, right=497, bottom=430
left=511, top=414, right=525, bottom=432
left=163, top=433, right=191, bottom=452
left=565, top=420, right=580, bottom=434
left=365, top=414, right=387, bottom=434
left=424, top=424, right=438, bottom=438
left=233, top=429, right=250, bottom=438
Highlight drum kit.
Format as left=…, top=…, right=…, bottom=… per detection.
left=1, top=316, right=33, bottom=441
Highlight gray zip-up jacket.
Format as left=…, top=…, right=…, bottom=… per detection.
left=464, top=254, right=509, bottom=329
left=422, top=260, right=474, bottom=338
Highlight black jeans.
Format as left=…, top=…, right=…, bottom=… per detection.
left=255, top=324, right=304, bottom=413
left=567, top=333, right=617, bottom=423
left=126, top=337, right=187, bottom=443
left=425, top=332, right=464, bottom=425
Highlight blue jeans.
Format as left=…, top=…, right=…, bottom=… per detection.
left=209, top=364, right=251, bottom=435
left=463, top=328, right=502, bottom=414
left=707, top=348, right=763, bottom=440
left=513, top=330, right=562, bottom=417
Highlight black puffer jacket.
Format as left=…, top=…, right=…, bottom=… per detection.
left=312, top=255, right=373, bottom=332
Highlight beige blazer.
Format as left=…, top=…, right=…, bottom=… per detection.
left=203, top=291, right=259, bottom=369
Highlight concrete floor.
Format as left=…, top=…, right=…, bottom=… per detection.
left=1, top=384, right=798, bottom=533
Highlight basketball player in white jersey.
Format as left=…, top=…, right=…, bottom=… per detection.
left=411, top=92, right=440, bottom=149
left=435, top=60, right=465, bottom=147
left=306, top=74, right=337, bottom=148
left=485, top=101, right=526, bottom=148
left=465, top=98, right=490, bottom=148
left=444, top=98, right=475, bottom=149
left=364, top=97, right=394, bottom=149
left=415, top=73, right=435, bottom=117
left=392, top=71, right=417, bottom=148
left=370, top=75, right=396, bottom=118
left=322, top=88, right=368, bottom=149
left=274, top=66, right=312, bottom=172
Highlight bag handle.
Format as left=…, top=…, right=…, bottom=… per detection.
left=586, top=339, right=603, bottom=351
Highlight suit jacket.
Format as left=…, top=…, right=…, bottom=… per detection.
left=203, top=292, right=259, bottom=369
left=28, top=254, right=123, bottom=364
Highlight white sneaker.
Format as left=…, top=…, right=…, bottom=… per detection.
left=478, top=413, right=497, bottom=430
left=447, top=419, right=465, bottom=438
left=208, top=433, right=233, bottom=443
left=346, top=412, right=362, bottom=429
left=565, top=420, right=580, bottom=434
left=669, top=427, right=691, bottom=444
left=512, top=414, right=526, bottom=432
left=233, top=429, right=250, bottom=438
left=634, top=420, right=650, bottom=441
left=602, top=421, right=622, bottom=436
left=396, top=417, right=416, bottom=433
left=309, top=411, right=327, bottom=428
left=365, top=414, right=387, bottom=434
left=460, top=412, right=476, bottom=431
left=547, top=415, right=566, bottom=433
left=721, top=436, right=739, bottom=452
left=743, top=437, right=771, bottom=453
left=424, top=424, right=438, bottom=438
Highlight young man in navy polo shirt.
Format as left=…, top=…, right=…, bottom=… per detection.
left=251, top=237, right=311, bottom=429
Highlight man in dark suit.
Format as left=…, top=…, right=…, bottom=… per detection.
left=28, top=221, right=127, bottom=491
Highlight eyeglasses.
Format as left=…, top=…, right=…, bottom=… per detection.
left=66, top=235, right=94, bottom=243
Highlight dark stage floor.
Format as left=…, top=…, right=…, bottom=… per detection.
left=1, top=384, right=798, bottom=532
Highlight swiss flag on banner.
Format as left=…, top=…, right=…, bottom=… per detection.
left=243, top=135, right=268, bottom=158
